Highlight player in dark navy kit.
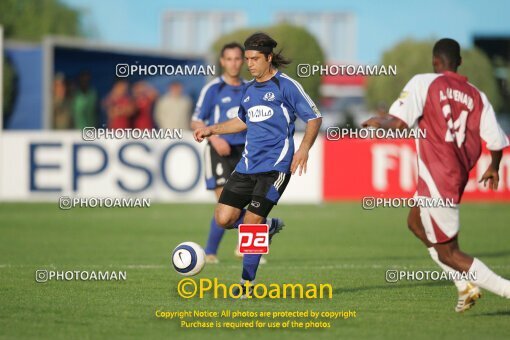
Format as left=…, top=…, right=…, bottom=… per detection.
left=193, top=33, right=322, bottom=296
left=191, top=43, right=249, bottom=264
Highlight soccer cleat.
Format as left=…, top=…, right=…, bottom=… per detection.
left=455, top=283, right=481, bottom=313
left=234, top=247, right=243, bottom=258
left=231, top=281, right=254, bottom=299
left=205, top=254, right=219, bottom=264
left=267, top=217, right=285, bottom=244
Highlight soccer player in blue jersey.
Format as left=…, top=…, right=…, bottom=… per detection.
left=193, top=33, right=322, bottom=296
left=191, top=42, right=251, bottom=264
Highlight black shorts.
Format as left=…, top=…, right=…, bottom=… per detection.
left=204, top=143, right=244, bottom=190
left=218, top=170, right=291, bottom=217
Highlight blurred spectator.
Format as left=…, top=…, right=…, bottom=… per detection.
left=53, top=73, right=72, bottom=129
left=155, top=82, right=192, bottom=130
left=72, top=72, right=98, bottom=129
left=103, top=80, right=135, bottom=129
left=132, top=81, right=158, bottom=130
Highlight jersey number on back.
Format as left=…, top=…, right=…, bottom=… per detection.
left=443, top=104, right=468, bottom=148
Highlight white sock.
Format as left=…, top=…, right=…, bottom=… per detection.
left=469, top=258, right=510, bottom=298
left=428, top=247, right=468, bottom=292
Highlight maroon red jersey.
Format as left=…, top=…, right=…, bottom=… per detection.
left=133, top=96, right=154, bottom=130
left=106, top=96, right=133, bottom=129
left=389, top=71, right=509, bottom=203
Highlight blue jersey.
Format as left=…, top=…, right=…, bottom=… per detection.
left=192, top=76, right=247, bottom=146
left=236, top=71, right=321, bottom=174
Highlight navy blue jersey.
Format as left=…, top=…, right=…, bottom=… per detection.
left=192, top=76, right=247, bottom=146
left=236, top=71, right=321, bottom=174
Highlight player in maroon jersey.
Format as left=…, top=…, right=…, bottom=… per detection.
left=363, top=38, right=510, bottom=312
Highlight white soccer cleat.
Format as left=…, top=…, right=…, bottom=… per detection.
left=205, top=254, right=219, bottom=264
left=455, top=283, right=481, bottom=313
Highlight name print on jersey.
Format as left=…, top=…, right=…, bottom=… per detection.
left=440, top=88, right=474, bottom=148
left=439, top=88, right=474, bottom=111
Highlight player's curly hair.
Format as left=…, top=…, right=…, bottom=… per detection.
left=244, top=32, right=291, bottom=68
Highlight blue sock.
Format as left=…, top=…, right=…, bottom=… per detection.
left=242, top=254, right=263, bottom=281
left=206, top=209, right=247, bottom=255
left=205, top=217, right=224, bottom=255
left=241, top=216, right=267, bottom=281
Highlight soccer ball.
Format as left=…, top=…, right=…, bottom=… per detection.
left=171, top=242, right=206, bottom=276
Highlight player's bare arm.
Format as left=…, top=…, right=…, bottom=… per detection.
left=479, top=150, right=503, bottom=190
left=190, top=119, right=206, bottom=131
left=193, top=117, right=247, bottom=143
left=191, top=119, right=232, bottom=156
left=291, top=117, right=322, bottom=176
left=361, top=116, right=408, bottom=130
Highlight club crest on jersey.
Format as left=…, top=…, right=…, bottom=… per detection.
left=243, top=96, right=250, bottom=103
left=221, top=96, right=232, bottom=103
left=263, top=92, right=275, bottom=101
left=226, top=106, right=240, bottom=119
left=247, top=105, right=274, bottom=122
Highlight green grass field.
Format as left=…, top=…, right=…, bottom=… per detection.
left=1, top=202, right=509, bottom=339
